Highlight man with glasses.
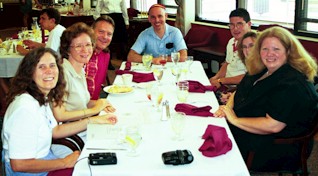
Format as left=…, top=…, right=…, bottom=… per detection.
left=17, top=8, right=66, bottom=55
left=209, top=8, right=251, bottom=88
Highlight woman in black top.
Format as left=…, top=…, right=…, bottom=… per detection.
left=215, top=26, right=318, bottom=171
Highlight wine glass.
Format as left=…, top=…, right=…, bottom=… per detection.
left=152, top=68, right=164, bottom=84
left=171, top=66, right=181, bottom=83
left=145, top=83, right=153, bottom=102
left=125, top=126, right=142, bottom=157
left=142, top=54, right=153, bottom=71
left=186, top=56, right=194, bottom=73
left=170, top=112, right=186, bottom=141
left=159, top=54, right=168, bottom=68
left=177, top=81, right=189, bottom=103
left=171, top=52, right=180, bottom=65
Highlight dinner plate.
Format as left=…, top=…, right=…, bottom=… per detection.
left=103, top=85, right=134, bottom=95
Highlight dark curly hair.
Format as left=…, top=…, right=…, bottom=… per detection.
left=60, top=22, right=96, bottom=60
left=6, top=47, right=66, bottom=107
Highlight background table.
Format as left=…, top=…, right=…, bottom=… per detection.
left=0, top=53, right=23, bottom=78
left=72, top=61, right=250, bottom=176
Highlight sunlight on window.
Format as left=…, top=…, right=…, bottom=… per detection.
left=246, top=0, right=295, bottom=27
left=198, top=0, right=235, bottom=23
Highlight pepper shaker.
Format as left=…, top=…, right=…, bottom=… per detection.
left=161, top=100, right=168, bottom=121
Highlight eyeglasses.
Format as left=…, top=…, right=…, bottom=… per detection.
left=70, top=43, right=94, bottom=51
left=228, top=22, right=246, bottom=29
left=242, top=44, right=254, bottom=49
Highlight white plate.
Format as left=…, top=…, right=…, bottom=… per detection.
left=103, top=85, right=134, bottom=95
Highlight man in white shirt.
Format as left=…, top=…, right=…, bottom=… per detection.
left=209, top=8, right=251, bottom=88
left=17, top=8, right=66, bottom=55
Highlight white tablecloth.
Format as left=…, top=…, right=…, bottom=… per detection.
left=72, top=61, right=250, bottom=176
left=0, top=53, right=24, bottom=78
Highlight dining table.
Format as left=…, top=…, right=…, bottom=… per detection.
left=72, top=61, right=250, bottom=176
left=0, top=45, right=24, bottom=78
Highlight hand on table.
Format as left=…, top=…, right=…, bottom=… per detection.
left=92, top=113, right=118, bottom=125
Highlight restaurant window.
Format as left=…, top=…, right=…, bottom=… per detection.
left=196, top=0, right=318, bottom=38
left=158, top=0, right=178, bottom=15
left=196, top=0, right=236, bottom=24
left=295, top=0, right=318, bottom=38
left=246, top=0, right=295, bottom=28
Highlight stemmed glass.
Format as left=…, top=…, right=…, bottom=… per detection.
left=152, top=68, right=164, bottom=85
left=171, top=52, right=180, bottom=65
left=171, top=66, right=181, bottom=83
left=177, top=81, right=189, bottom=103
left=159, top=54, right=168, bottom=68
left=142, top=54, right=153, bottom=71
left=186, top=56, right=194, bottom=73
left=125, top=126, right=142, bottom=157
left=170, top=112, right=186, bottom=141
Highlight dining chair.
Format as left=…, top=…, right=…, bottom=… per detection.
left=246, top=111, right=318, bottom=176
left=52, top=134, right=84, bottom=152
left=184, top=26, right=215, bottom=56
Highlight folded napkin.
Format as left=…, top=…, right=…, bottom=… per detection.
left=115, top=70, right=155, bottom=83
left=198, top=125, right=232, bottom=157
left=187, top=80, right=217, bottom=93
left=174, top=103, right=214, bottom=117
left=124, top=61, right=131, bottom=70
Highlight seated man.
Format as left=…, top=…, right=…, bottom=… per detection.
left=127, top=4, right=187, bottom=65
left=17, top=8, right=65, bottom=55
left=209, top=8, right=251, bottom=88
left=85, top=16, right=115, bottom=100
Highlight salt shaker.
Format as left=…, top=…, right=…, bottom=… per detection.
left=161, top=100, right=171, bottom=121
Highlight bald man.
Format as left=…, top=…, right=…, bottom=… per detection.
left=127, top=4, right=187, bottom=65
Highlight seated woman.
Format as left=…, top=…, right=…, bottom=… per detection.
left=2, top=47, right=117, bottom=175
left=217, top=31, right=258, bottom=105
left=215, top=26, right=318, bottom=171
left=51, top=22, right=116, bottom=158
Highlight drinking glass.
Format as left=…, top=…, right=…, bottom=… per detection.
left=21, top=27, right=28, bottom=40
left=125, top=126, right=142, bottom=157
left=142, top=54, right=153, bottom=71
left=151, top=85, right=164, bottom=111
left=177, top=81, right=189, bottom=103
left=171, top=66, right=181, bottom=83
left=170, top=112, right=186, bottom=141
left=145, top=83, right=153, bottom=102
left=186, top=56, right=194, bottom=72
left=159, top=54, right=168, bottom=68
left=152, top=68, right=164, bottom=84
left=4, top=38, right=12, bottom=55
left=171, top=52, right=180, bottom=65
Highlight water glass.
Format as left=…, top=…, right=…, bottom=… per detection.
left=151, top=85, right=164, bottom=111
left=125, top=126, right=142, bottom=157
left=177, top=81, right=189, bottom=103
left=171, top=52, right=180, bottom=65
left=142, top=54, right=153, bottom=70
left=153, top=68, right=164, bottom=84
left=186, top=56, right=194, bottom=72
left=170, top=112, right=186, bottom=141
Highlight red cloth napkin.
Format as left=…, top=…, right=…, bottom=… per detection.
left=174, top=103, right=214, bottom=117
left=11, top=34, right=18, bottom=39
left=125, top=62, right=131, bottom=70
left=199, top=125, right=232, bottom=157
left=115, top=70, right=155, bottom=83
left=187, top=80, right=217, bottom=93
